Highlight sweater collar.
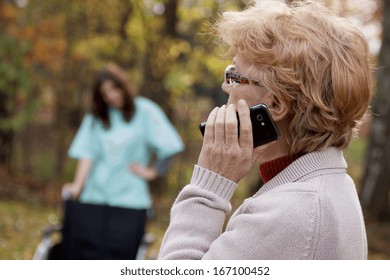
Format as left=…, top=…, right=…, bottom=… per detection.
left=259, top=154, right=302, bottom=183
left=254, top=147, right=347, bottom=197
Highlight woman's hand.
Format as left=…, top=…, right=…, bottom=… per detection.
left=62, top=158, right=92, bottom=200
left=62, top=182, right=83, bottom=200
left=197, top=99, right=254, bottom=183
left=129, top=164, right=159, bottom=181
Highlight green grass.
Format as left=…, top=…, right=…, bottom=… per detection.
left=0, top=200, right=60, bottom=260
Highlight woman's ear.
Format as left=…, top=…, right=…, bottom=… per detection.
left=268, top=95, right=288, bottom=121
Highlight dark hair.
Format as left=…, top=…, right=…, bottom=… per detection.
left=91, top=64, right=135, bottom=128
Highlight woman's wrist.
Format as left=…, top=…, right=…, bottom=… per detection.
left=191, top=165, right=238, bottom=201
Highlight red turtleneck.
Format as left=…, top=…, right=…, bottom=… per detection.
left=259, top=154, right=302, bottom=183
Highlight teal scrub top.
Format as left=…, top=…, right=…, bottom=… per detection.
left=68, top=96, right=184, bottom=209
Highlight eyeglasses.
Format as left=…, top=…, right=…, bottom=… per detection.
left=224, top=64, right=263, bottom=87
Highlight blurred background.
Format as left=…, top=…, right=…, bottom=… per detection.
left=0, top=0, right=389, bottom=260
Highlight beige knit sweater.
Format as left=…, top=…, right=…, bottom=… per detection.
left=158, top=147, right=367, bottom=259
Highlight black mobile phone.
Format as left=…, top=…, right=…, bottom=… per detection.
left=199, top=103, right=280, bottom=148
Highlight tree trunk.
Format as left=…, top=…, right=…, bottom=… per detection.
left=165, top=0, right=178, bottom=38
left=54, top=1, right=78, bottom=177
left=140, top=0, right=179, bottom=196
left=139, top=0, right=179, bottom=117
left=361, top=0, right=390, bottom=221
left=0, top=4, right=14, bottom=169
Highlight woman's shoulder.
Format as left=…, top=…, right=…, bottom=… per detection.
left=78, top=112, right=96, bottom=125
left=76, top=112, right=106, bottom=131
left=251, top=182, right=320, bottom=210
left=135, top=96, right=161, bottom=111
left=134, top=96, right=168, bottom=122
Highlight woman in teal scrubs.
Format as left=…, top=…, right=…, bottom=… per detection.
left=62, top=64, right=184, bottom=259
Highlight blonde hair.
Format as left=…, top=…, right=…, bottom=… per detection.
left=214, top=0, right=373, bottom=154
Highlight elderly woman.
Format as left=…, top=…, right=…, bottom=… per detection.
left=158, top=0, right=372, bottom=260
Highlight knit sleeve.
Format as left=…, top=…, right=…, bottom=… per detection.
left=158, top=165, right=238, bottom=260
left=159, top=171, right=321, bottom=259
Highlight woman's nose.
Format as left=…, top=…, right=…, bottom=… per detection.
left=106, top=90, right=118, bottom=98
